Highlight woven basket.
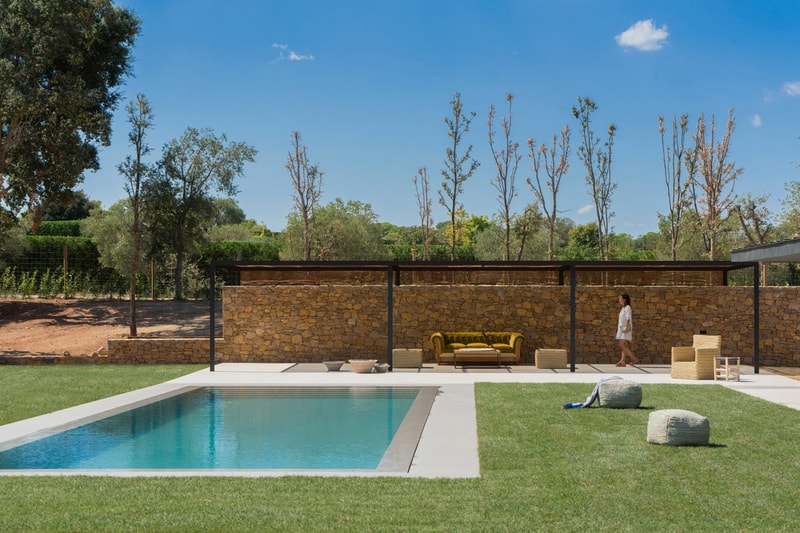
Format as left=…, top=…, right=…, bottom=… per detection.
left=535, top=348, right=567, bottom=369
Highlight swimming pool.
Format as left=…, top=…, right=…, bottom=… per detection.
left=0, top=386, right=438, bottom=472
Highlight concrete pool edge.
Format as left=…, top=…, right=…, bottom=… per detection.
left=0, top=380, right=480, bottom=478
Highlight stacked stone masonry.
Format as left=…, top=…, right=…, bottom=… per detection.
left=213, top=285, right=797, bottom=367
left=105, top=338, right=225, bottom=364
left=72, top=284, right=797, bottom=366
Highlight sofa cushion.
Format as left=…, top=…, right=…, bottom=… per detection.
left=491, top=343, right=513, bottom=352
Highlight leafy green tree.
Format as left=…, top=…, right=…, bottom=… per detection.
left=38, top=190, right=100, bottom=221
left=572, top=97, right=616, bottom=260
left=280, top=198, right=387, bottom=260
left=609, top=232, right=658, bottom=261
left=145, top=127, right=257, bottom=300
left=561, top=222, right=601, bottom=261
left=211, top=198, right=247, bottom=227
left=440, top=92, right=480, bottom=260
left=82, top=199, right=141, bottom=277
left=0, top=0, right=140, bottom=228
left=781, top=180, right=800, bottom=234
left=511, top=202, right=545, bottom=260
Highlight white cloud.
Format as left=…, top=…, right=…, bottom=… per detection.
left=752, top=114, right=762, bottom=127
left=615, top=20, right=669, bottom=51
left=782, top=81, right=800, bottom=96
left=577, top=204, right=594, bottom=215
left=272, top=43, right=315, bottom=62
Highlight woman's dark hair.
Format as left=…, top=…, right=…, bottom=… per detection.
left=620, top=293, right=631, bottom=307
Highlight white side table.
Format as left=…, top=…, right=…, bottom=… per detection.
left=714, top=356, right=740, bottom=382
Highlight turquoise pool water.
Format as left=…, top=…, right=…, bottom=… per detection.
left=0, top=386, right=429, bottom=470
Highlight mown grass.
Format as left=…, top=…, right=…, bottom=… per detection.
left=0, top=365, right=205, bottom=425
left=1, top=367, right=798, bottom=532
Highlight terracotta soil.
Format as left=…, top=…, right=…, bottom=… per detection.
left=0, top=298, right=218, bottom=357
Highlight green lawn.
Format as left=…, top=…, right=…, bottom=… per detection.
left=1, top=366, right=798, bottom=532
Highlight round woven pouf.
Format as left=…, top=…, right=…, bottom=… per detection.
left=647, top=409, right=710, bottom=446
left=597, top=379, right=642, bottom=408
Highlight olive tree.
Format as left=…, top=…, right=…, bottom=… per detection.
left=145, top=127, right=257, bottom=300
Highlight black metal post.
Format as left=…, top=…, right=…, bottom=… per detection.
left=209, top=264, right=216, bottom=372
left=570, top=265, right=576, bottom=372
left=388, top=264, right=394, bottom=370
left=753, top=263, right=760, bottom=374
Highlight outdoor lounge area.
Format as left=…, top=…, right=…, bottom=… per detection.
left=208, top=259, right=772, bottom=372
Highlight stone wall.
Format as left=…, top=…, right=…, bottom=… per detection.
left=219, top=285, right=797, bottom=367
left=73, top=284, right=795, bottom=367
left=105, top=338, right=225, bottom=364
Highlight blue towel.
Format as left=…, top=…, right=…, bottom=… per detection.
left=562, top=376, right=623, bottom=409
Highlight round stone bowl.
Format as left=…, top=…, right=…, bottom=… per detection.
left=374, top=363, right=389, bottom=373
left=323, top=361, right=345, bottom=372
left=348, top=359, right=377, bottom=374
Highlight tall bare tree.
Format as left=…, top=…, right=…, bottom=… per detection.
left=118, top=94, right=154, bottom=336
left=688, top=108, right=743, bottom=260
left=439, top=92, right=479, bottom=261
left=528, top=125, right=571, bottom=260
left=658, top=114, right=693, bottom=260
left=286, top=131, right=323, bottom=261
left=413, top=166, right=433, bottom=261
left=487, top=93, right=521, bottom=260
left=572, top=97, right=616, bottom=260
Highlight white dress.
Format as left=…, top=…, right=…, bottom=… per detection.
left=616, top=305, right=632, bottom=341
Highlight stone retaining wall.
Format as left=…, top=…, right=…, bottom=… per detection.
left=29, top=284, right=792, bottom=367
left=105, top=338, right=225, bottom=364
left=219, top=284, right=796, bottom=367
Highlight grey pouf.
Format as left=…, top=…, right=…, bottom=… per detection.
left=647, top=409, right=710, bottom=446
left=597, top=379, right=642, bottom=408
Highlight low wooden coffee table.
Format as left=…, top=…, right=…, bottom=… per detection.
left=453, top=347, right=502, bottom=367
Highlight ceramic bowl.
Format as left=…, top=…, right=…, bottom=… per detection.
left=323, top=360, right=345, bottom=372
left=348, top=359, right=377, bottom=374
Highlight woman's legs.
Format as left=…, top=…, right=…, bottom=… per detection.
left=616, top=339, right=639, bottom=366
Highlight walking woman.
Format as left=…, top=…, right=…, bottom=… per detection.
left=615, top=293, right=639, bottom=366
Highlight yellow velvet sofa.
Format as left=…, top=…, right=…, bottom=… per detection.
left=430, top=331, right=525, bottom=364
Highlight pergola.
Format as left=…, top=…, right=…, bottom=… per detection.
left=209, top=260, right=760, bottom=373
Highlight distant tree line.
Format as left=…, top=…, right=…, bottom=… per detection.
left=4, top=1, right=800, bottom=320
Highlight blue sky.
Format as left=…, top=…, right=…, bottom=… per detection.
left=84, top=0, right=800, bottom=236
